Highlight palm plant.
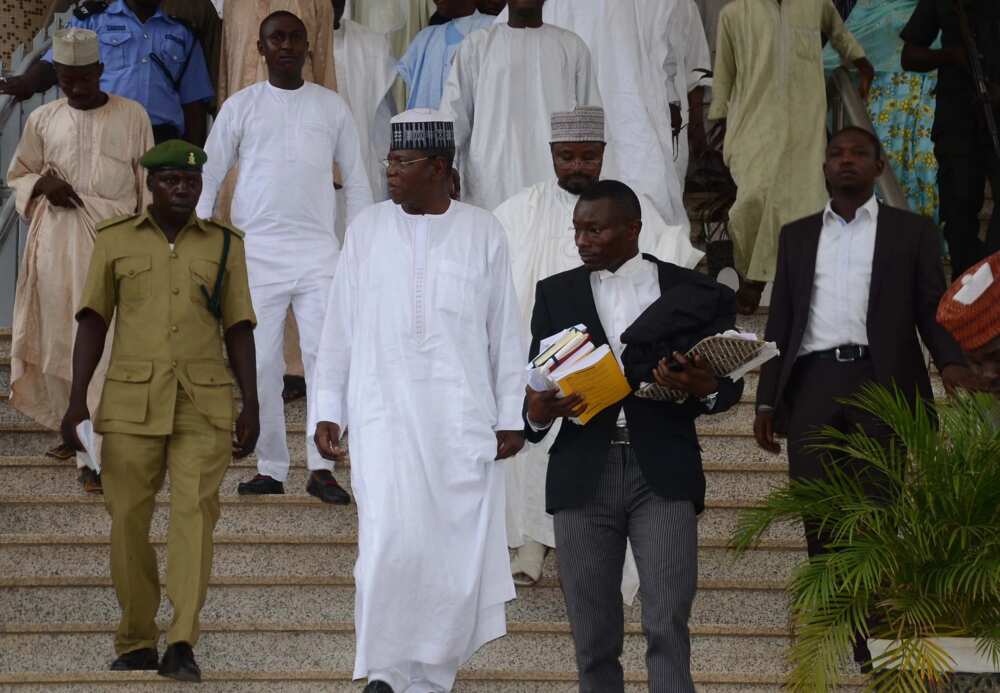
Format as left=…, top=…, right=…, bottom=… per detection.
left=731, top=385, right=1000, bottom=692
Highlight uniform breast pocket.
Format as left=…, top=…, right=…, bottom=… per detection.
left=100, top=360, right=152, bottom=423
left=189, top=258, right=222, bottom=324
left=97, top=30, right=134, bottom=72
left=297, top=122, right=333, bottom=171
left=114, top=255, right=152, bottom=304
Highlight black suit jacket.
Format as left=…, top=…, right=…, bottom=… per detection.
left=756, top=204, right=965, bottom=430
left=525, top=255, right=744, bottom=515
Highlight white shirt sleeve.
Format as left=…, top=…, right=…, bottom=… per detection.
left=485, top=221, right=528, bottom=431
left=310, top=221, right=359, bottom=434
left=196, top=100, right=239, bottom=219
left=334, top=103, right=375, bottom=226
left=574, top=37, right=602, bottom=108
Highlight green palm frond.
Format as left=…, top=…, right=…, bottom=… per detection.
left=730, top=385, right=1000, bottom=691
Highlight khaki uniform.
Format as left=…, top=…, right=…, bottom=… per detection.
left=78, top=210, right=255, bottom=655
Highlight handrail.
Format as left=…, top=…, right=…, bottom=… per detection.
left=0, top=194, right=17, bottom=249
left=827, top=67, right=910, bottom=211
left=0, top=39, right=55, bottom=132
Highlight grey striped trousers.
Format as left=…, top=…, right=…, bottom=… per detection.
left=553, top=444, right=698, bottom=693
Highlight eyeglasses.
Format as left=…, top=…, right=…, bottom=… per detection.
left=381, top=157, right=432, bottom=170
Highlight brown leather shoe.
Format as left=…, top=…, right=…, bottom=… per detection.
left=78, top=468, right=102, bottom=494
left=46, top=443, right=76, bottom=460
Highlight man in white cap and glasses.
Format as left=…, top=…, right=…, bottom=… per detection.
left=312, top=108, right=526, bottom=693
left=7, top=28, right=153, bottom=492
left=493, top=105, right=703, bottom=586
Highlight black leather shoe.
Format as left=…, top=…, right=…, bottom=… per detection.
left=237, top=474, right=285, bottom=495
left=158, top=642, right=201, bottom=682
left=306, top=470, right=351, bottom=505
left=363, top=681, right=395, bottom=693
left=110, top=647, right=158, bottom=671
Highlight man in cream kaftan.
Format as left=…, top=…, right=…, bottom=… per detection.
left=440, top=6, right=600, bottom=210
left=493, top=106, right=703, bottom=591
left=8, top=32, right=153, bottom=478
left=313, top=110, right=525, bottom=693
left=495, top=0, right=689, bottom=228
left=709, top=0, right=867, bottom=283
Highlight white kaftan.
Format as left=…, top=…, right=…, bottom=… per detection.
left=441, top=23, right=601, bottom=211
left=496, top=0, right=689, bottom=228
left=494, top=178, right=703, bottom=554
left=197, top=80, right=372, bottom=287
left=671, top=0, right=713, bottom=187
left=7, top=96, right=152, bottom=469
left=334, top=19, right=397, bottom=202
left=197, top=80, right=373, bottom=482
left=312, top=200, right=525, bottom=687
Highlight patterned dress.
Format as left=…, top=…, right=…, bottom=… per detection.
left=824, top=0, right=940, bottom=220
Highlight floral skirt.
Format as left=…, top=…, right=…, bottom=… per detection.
left=868, top=71, right=939, bottom=221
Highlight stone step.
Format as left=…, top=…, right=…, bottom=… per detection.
left=0, top=579, right=791, bottom=631
left=0, top=623, right=795, bottom=677
left=0, top=461, right=788, bottom=504
left=0, top=536, right=805, bottom=584
left=0, top=496, right=804, bottom=545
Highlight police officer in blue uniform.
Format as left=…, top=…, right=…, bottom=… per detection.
left=2, top=0, right=214, bottom=145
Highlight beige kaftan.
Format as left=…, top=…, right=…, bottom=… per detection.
left=7, top=95, right=152, bottom=434
left=709, top=0, right=864, bottom=282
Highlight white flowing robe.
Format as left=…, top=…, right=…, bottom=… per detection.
left=496, top=0, right=688, bottom=228
left=334, top=19, right=397, bottom=202
left=493, top=178, right=703, bottom=578
left=671, top=0, right=713, bottom=188
left=7, top=96, right=151, bottom=444
left=312, top=200, right=525, bottom=682
left=441, top=23, right=601, bottom=211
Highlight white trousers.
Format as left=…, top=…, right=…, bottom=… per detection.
left=250, top=275, right=333, bottom=482
left=368, top=659, right=460, bottom=693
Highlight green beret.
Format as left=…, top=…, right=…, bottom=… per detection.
left=140, top=139, right=207, bottom=172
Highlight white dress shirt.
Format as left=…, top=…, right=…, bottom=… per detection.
left=591, top=254, right=661, bottom=427
left=798, top=195, right=879, bottom=356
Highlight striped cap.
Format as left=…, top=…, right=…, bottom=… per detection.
left=937, top=251, right=1000, bottom=351
left=390, top=109, right=455, bottom=151
left=550, top=106, right=605, bottom=143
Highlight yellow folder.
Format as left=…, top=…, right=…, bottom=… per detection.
left=554, top=346, right=632, bottom=425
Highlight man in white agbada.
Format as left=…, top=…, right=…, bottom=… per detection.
left=440, top=0, right=599, bottom=210
left=495, top=0, right=689, bottom=228
left=333, top=0, right=397, bottom=207
left=494, top=105, right=703, bottom=588
left=7, top=28, right=153, bottom=492
left=313, top=110, right=526, bottom=693
left=669, top=0, right=713, bottom=189
left=197, top=11, right=372, bottom=502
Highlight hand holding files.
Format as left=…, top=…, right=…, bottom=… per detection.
left=652, top=352, right=720, bottom=398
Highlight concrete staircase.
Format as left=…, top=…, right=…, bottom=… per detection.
left=0, top=316, right=921, bottom=691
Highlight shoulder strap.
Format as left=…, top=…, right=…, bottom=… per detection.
left=96, top=213, right=139, bottom=233
left=199, top=228, right=231, bottom=321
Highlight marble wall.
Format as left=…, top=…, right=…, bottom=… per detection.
left=1, top=0, right=50, bottom=66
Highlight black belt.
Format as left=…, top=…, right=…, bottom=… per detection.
left=806, top=344, right=870, bottom=362
left=610, top=426, right=630, bottom=445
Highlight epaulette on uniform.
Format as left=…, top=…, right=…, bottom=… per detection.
left=95, top=213, right=140, bottom=233
left=203, top=218, right=246, bottom=240
left=73, top=0, right=109, bottom=20
left=165, top=13, right=196, bottom=34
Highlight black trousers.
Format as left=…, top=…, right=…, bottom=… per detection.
left=785, top=356, right=892, bottom=664
left=937, top=137, right=1000, bottom=281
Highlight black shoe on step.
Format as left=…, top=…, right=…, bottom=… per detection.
left=363, top=681, right=395, bottom=693
left=306, top=470, right=351, bottom=505
left=110, top=647, right=159, bottom=671
left=158, top=642, right=201, bottom=682
left=237, top=473, right=285, bottom=495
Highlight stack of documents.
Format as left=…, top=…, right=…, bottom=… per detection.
left=635, top=330, right=779, bottom=402
left=528, top=325, right=632, bottom=425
